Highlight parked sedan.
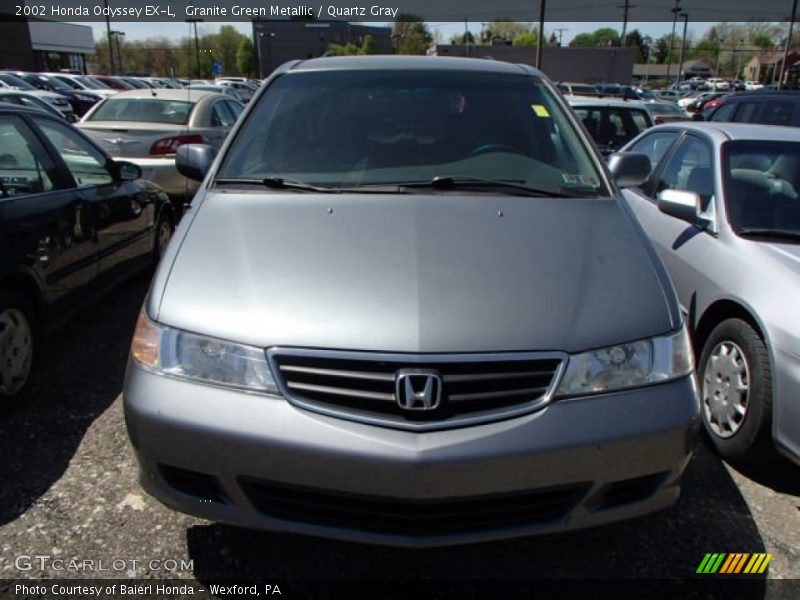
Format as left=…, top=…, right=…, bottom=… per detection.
left=78, top=90, right=244, bottom=206
left=0, top=73, right=76, bottom=121
left=643, top=101, right=689, bottom=125
left=0, top=90, right=67, bottom=119
left=44, top=73, right=117, bottom=99
left=620, top=122, right=800, bottom=465
left=568, top=97, right=653, bottom=156
left=0, top=105, right=175, bottom=405
left=9, top=72, right=102, bottom=117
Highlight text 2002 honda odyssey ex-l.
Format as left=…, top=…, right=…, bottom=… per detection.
left=124, top=57, right=700, bottom=546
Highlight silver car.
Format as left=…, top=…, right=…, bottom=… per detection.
left=620, top=122, right=800, bottom=465
left=123, top=56, right=699, bottom=547
left=78, top=90, right=244, bottom=203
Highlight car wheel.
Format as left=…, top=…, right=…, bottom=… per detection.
left=698, top=318, right=773, bottom=462
left=154, top=212, right=175, bottom=263
left=0, top=291, right=36, bottom=409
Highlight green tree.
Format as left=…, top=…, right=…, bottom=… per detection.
left=327, top=35, right=378, bottom=57
left=392, top=15, right=433, bottom=55
left=449, top=31, right=476, bottom=45
left=512, top=32, right=539, bottom=47
left=210, top=25, right=245, bottom=76
left=482, top=20, right=532, bottom=44
left=569, top=33, right=595, bottom=48
left=361, top=34, right=376, bottom=55
left=236, top=37, right=258, bottom=78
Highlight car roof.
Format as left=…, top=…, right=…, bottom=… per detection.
left=646, top=121, right=800, bottom=143
left=100, top=89, right=221, bottom=101
left=567, top=96, right=648, bottom=109
left=288, top=55, right=540, bottom=76
left=0, top=103, right=60, bottom=117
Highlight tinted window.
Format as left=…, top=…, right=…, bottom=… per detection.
left=226, top=101, right=244, bottom=119
left=0, top=74, right=36, bottom=90
left=709, top=102, right=736, bottom=122
left=34, top=118, right=113, bottom=187
left=574, top=107, right=650, bottom=152
left=734, top=101, right=762, bottom=123
left=759, top=101, right=795, bottom=126
left=220, top=70, right=607, bottom=195
left=88, top=98, right=193, bottom=125
left=0, top=116, right=55, bottom=196
left=629, top=131, right=679, bottom=171
left=211, top=101, right=235, bottom=127
left=655, top=136, right=714, bottom=206
left=724, top=140, right=800, bottom=235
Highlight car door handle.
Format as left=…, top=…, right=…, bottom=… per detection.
left=26, top=237, right=51, bottom=266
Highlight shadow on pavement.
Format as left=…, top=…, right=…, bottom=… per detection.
left=727, top=454, right=800, bottom=496
left=0, top=273, right=149, bottom=525
left=187, top=441, right=767, bottom=584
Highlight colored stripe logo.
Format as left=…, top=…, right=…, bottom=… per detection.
left=696, top=553, right=773, bottom=574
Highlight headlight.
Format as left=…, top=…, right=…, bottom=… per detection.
left=131, top=311, right=279, bottom=395
left=555, top=325, right=694, bottom=397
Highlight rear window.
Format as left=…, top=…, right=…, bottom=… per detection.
left=88, top=98, right=193, bottom=125
left=219, top=69, right=607, bottom=195
left=573, top=107, right=650, bottom=150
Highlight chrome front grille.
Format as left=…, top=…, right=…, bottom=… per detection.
left=268, top=349, right=565, bottom=431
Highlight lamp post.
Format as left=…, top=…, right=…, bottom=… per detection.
left=665, top=0, right=682, bottom=87
left=715, top=36, right=725, bottom=78
left=780, top=0, right=798, bottom=89
left=110, top=31, right=125, bottom=75
left=676, top=13, right=689, bottom=87
left=104, top=0, right=114, bottom=74
left=536, top=0, right=546, bottom=69
left=735, top=38, right=745, bottom=80
left=185, top=19, right=203, bottom=79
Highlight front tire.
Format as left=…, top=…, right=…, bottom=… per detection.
left=698, top=318, right=773, bottom=462
left=0, top=290, right=36, bottom=411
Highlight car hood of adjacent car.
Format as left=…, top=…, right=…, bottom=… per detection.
left=152, top=192, right=678, bottom=354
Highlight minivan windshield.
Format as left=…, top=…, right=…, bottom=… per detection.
left=724, top=140, right=800, bottom=241
left=218, top=70, right=608, bottom=195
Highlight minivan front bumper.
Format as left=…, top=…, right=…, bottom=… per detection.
left=124, top=364, right=700, bottom=547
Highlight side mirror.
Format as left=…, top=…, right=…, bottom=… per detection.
left=657, top=189, right=709, bottom=227
left=114, top=160, right=141, bottom=181
left=176, top=143, right=216, bottom=182
left=608, top=152, right=651, bottom=188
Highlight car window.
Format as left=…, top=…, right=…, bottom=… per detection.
left=724, top=140, right=800, bottom=234
left=34, top=118, right=114, bottom=187
left=88, top=98, right=193, bottom=125
left=211, top=101, right=236, bottom=127
left=573, top=107, right=649, bottom=153
left=733, top=101, right=762, bottom=123
left=758, top=101, right=795, bottom=126
left=226, top=100, right=244, bottom=119
left=655, top=135, right=714, bottom=207
left=709, top=102, right=736, bottom=122
left=220, top=70, right=608, bottom=195
left=0, top=116, right=55, bottom=197
left=629, top=131, right=680, bottom=172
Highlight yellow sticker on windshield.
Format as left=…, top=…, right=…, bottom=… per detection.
left=532, top=104, right=550, bottom=117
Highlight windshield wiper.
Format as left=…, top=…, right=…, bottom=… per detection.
left=215, top=177, right=341, bottom=193
left=736, top=228, right=800, bottom=242
left=358, top=176, right=575, bottom=197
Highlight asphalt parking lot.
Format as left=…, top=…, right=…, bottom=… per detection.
left=0, top=272, right=798, bottom=591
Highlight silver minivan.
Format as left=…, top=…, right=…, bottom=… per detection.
left=123, top=56, right=699, bottom=547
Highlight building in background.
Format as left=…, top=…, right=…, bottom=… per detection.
left=428, top=44, right=636, bottom=85
left=252, top=20, right=392, bottom=77
left=0, top=10, right=93, bottom=73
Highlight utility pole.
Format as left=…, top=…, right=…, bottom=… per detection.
left=618, top=0, right=635, bottom=47
left=676, top=13, right=689, bottom=86
left=111, top=31, right=125, bottom=75
left=665, top=0, right=681, bottom=87
left=536, top=0, right=546, bottom=69
left=185, top=19, right=203, bottom=79
left=780, top=0, right=798, bottom=89
left=104, top=0, right=114, bottom=74
left=464, top=17, right=469, bottom=56
left=553, top=28, right=568, bottom=47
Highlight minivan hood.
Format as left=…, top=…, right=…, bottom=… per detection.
left=155, top=193, right=676, bottom=354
